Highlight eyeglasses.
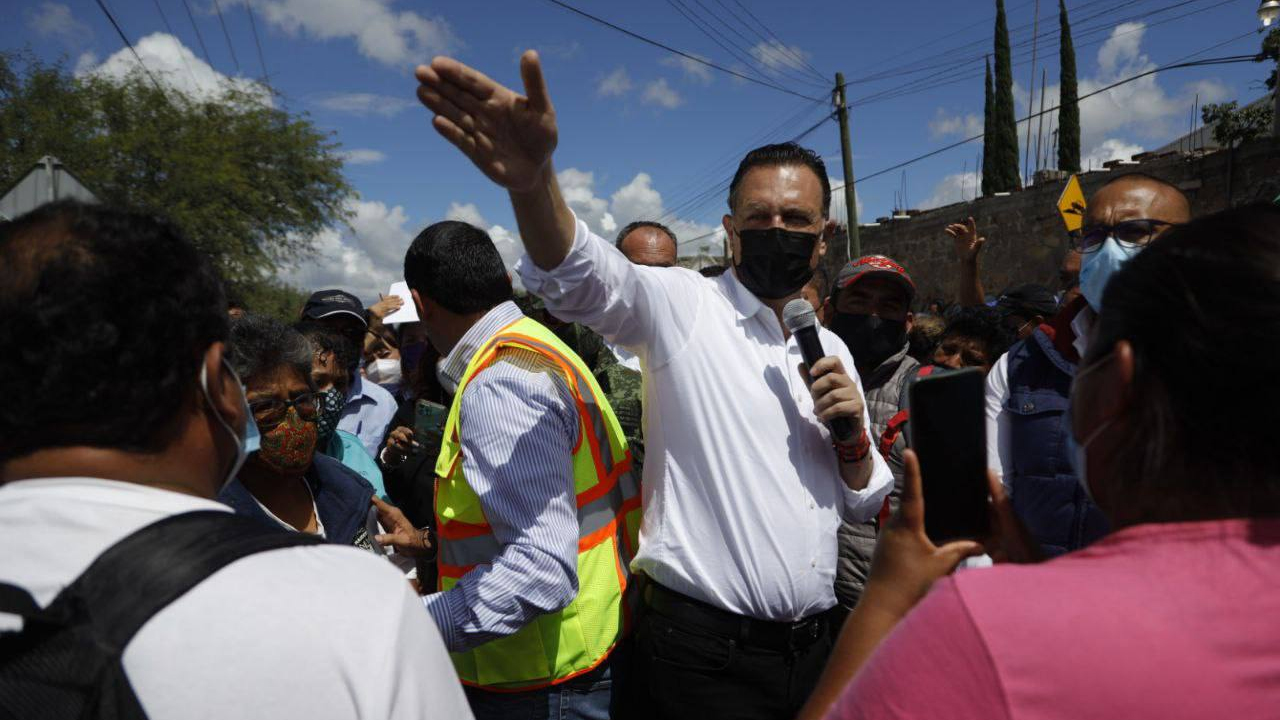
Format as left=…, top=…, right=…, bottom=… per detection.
left=1074, top=219, right=1176, bottom=253
left=248, top=393, right=319, bottom=429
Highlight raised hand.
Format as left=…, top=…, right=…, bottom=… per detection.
left=944, top=216, right=986, bottom=264
left=415, top=51, right=558, bottom=193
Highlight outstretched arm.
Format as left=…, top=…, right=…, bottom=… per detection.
left=415, top=51, right=574, bottom=271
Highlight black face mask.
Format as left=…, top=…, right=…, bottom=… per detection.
left=830, top=313, right=906, bottom=372
left=733, top=227, right=818, bottom=300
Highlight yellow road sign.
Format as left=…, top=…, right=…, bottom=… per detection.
left=1057, top=174, right=1086, bottom=232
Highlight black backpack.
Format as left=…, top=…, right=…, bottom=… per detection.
left=0, top=510, right=323, bottom=720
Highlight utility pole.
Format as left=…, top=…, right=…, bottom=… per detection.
left=1024, top=0, right=1041, bottom=185
left=1035, top=68, right=1047, bottom=174
left=834, top=72, right=861, bottom=260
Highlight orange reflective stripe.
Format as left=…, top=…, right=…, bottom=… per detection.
left=436, top=518, right=492, bottom=540
left=578, top=516, right=618, bottom=553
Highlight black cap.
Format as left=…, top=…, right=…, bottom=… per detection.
left=996, top=283, right=1058, bottom=319
left=302, top=289, right=367, bottom=327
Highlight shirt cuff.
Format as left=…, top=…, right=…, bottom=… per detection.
left=422, top=589, right=462, bottom=652
left=840, top=458, right=894, bottom=523
left=516, top=210, right=595, bottom=301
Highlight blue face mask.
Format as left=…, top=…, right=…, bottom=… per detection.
left=1078, top=236, right=1142, bottom=311
left=201, top=360, right=258, bottom=490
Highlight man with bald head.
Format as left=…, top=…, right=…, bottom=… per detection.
left=616, top=220, right=678, bottom=268
left=985, top=172, right=1192, bottom=557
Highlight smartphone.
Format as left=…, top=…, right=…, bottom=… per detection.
left=908, top=367, right=990, bottom=543
left=413, top=400, right=449, bottom=458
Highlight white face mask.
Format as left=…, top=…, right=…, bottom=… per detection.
left=366, top=357, right=403, bottom=387
left=200, top=360, right=258, bottom=491
left=1078, top=236, right=1142, bottom=311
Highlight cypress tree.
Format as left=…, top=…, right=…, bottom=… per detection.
left=982, top=57, right=995, bottom=196
left=1057, top=0, right=1081, bottom=172
left=990, top=0, right=1022, bottom=191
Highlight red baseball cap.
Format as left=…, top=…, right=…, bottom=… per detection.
left=832, top=255, right=916, bottom=302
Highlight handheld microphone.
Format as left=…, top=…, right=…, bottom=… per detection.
left=783, top=298, right=855, bottom=442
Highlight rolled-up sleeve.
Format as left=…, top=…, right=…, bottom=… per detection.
left=517, top=211, right=702, bottom=368
left=422, top=353, right=581, bottom=652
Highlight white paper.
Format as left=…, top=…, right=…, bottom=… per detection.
left=381, top=281, right=419, bottom=325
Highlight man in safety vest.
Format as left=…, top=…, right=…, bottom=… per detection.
left=393, top=219, right=640, bottom=719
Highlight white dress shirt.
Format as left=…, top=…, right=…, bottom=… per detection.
left=986, top=306, right=1095, bottom=487
left=0, top=478, right=471, bottom=720
left=519, top=213, right=893, bottom=622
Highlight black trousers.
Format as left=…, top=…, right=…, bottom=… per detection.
left=628, top=583, right=838, bottom=720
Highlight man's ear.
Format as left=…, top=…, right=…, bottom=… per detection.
left=821, top=298, right=834, bottom=327
left=411, top=288, right=429, bottom=321
left=904, top=311, right=915, bottom=334
left=722, top=215, right=739, bottom=266
left=201, top=342, right=244, bottom=436
left=816, top=219, right=835, bottom=262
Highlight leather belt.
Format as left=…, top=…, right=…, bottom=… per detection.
left=642, top=581, right=834, bottom=652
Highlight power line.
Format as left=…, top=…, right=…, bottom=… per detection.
left=688, top=0, right=828, bottom=86
left=664, top=0, right=795, bottom=88
left=179, top=0, right=213, bottom=65
left=726, top=0, right=828, bottom=80
left=150, top=0, right=199, bottom=88
left=246, top=4, right=270, bottom=81
left=831, top=51, right=1258, bottom=196
left=93, top=0, right=167, bottom=96
left=210, top=0, right=241, bottom=73
left=539, top=0, right=824, bottom=101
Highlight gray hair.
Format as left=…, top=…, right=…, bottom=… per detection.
left=227, top=313, right=315, bottom=388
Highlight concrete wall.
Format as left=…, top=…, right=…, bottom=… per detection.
left=821, top=137, right=1280, bottom=306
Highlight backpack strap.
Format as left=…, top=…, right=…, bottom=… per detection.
left=3, top=510, right=322, bottom=651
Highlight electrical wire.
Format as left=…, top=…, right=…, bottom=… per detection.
left=178, top=0, right=213, bottom=65
left=150, top=0, right=199, bottom=88
left=93, top=0, right=167, bottom=96
left=211, top=0, right=241, bottom=73
left=538, top=0, right=824, bottom=101
left=247, top=4, right=270, bottom=82
left=726, top=0, right=829, bottom=80
left=664, top=0, right=794, bottom=88
left=830, top=51, right=1259, bottom=194
left=686, top=0, right=828, bottom=87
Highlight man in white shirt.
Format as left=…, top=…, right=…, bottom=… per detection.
left=984, top=173, right=1190, bottom=556
left=414, top=51, right=892, bottom=720
left=0, top=201, right=471, bottom=720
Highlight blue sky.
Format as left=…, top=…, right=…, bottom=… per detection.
left=9, top=0, right=1268, bottom=300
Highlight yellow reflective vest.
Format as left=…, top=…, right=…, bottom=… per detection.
left=434, top=316, right=642, bottom=690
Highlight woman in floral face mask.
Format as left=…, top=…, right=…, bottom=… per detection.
left=217, top=315, right=382, bottom=552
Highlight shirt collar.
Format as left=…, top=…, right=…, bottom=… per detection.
left=346, top=374, right=368, bottom=403
left=720, top=266, right=770, bottom=320
left=439, top=301, right=525, bottom=390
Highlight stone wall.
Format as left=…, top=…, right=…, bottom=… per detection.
left=820, top=137, right=1280, bottom=306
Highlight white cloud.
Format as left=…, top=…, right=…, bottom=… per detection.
left=1081, top=138, right=1144, bottom=171
left=444, top=202, right=526, bottom=288
left=929, top=110, right=983, bottom=140
left=642, top=78, right=683, bottom=109
left=750, top=40, right=812, bottom=75
left=661, top=54, right=713, bottom=84
left=610, top=173, right=664, bottom=228
left=26, top=2, right=92, bottom=46
left=282, top=195, right=416, bottom=301
left=339, top=148, right=387, bottom=165
left=244, top=0, right=458, bottom=67
left=921, top=171, right=982, bottom=210
left=73, top=52, right=99, bottom=76
left=597, top=67, right=632, bottom=97
left=315, top=92, right=417, bottom=116
left=82, top=33, right=272, bottom=106
left=558, top=168, right=617, bottom=237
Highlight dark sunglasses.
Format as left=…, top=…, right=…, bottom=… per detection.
left=1073, top=219, right=1176, bottom=254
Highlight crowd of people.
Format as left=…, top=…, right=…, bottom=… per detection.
left=2, top=49, right=1279, bottom=720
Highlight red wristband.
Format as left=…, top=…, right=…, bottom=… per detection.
left=834, top=428, right=871, bottom=463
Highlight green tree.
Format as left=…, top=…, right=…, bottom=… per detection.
left=1057, top=0, right=1081, bottom=173
left=982, top=56, right=995, bottom=196
left=1202, top=101, right=1273, bottom=149
left=988, top=0, right=1022, bottom=192
left=0, top=52, right=351, bottom=318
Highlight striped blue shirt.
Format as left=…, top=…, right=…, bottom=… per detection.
left=422, top=301, right=580, bottom=653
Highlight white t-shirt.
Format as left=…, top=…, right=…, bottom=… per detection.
left=0, top=477, right=472, bottom=720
